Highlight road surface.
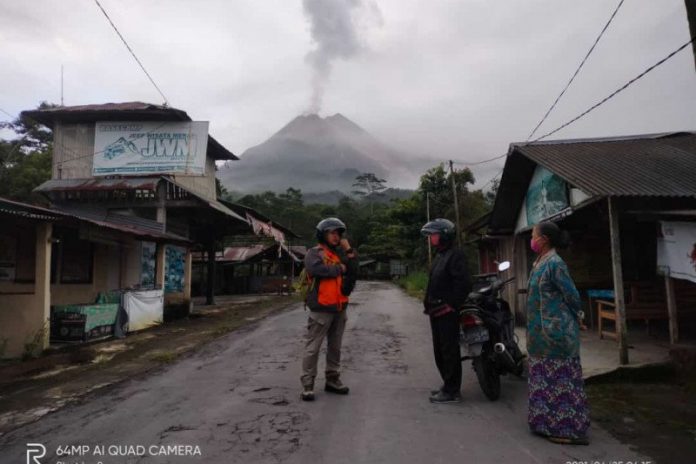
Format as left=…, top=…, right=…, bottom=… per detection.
left=0, top=282, right=648, bottom=464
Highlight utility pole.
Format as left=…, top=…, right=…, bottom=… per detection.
left=60, top=65, right=64, bottom=106
left=449, top=160, right=462, bottom=247
left=426, top=191, right=432, bottom=268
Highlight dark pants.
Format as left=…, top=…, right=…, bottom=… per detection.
left=430, top=311, right=462, bottom=395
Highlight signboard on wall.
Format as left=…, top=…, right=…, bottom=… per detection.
left=657, top=221, right=696, bottom=283
left=525, top=166, right=569, bottom=226
left=164, top=245, right=186, bottom=293
left=140, top=241, right=156, bottom=288
left=93, top=121, right=209, bottom=176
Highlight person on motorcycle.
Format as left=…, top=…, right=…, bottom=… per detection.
left=421, top=218, right=472, bottom=403
left=300, top=217, right=358, bottom=401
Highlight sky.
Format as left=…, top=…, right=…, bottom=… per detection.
left=2, top=0, right=696, bottom=189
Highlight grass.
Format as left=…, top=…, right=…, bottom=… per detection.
left=148, top=350, right=180, bottom=364
left=397, top=270, right=428, bottom=300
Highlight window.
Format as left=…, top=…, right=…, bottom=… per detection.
left=59, top=233, right=94, bottom=284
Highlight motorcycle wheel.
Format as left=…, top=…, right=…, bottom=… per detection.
left=473, top=354, right=501, bottom=401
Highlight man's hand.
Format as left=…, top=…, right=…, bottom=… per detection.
left=340, top=238, right=351, bottom=250
left=339, top=264, right=347, bottom=273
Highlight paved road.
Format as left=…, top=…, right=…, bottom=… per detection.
left=0, top=282, right=648, bottom=464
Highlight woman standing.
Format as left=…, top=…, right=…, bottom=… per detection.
left=526, top=222, right=590, bottom=445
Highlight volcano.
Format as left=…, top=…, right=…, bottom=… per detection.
left=218, top=113, right=421, bottom=194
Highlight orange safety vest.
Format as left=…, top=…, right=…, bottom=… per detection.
left=314, top=245, right=349, bottom=310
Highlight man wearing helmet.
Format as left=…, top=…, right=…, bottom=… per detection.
left=300, top=217, right=358, bottom=401
left=421, top=218, right=472, bottom=403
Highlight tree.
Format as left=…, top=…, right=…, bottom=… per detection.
left=352, top=172, right=387, bottom=197
left=352, top=172, right=387, bottom=214
left=0, top=102, right=56, bottom=202
left=215, top=178, right=229, bottom=199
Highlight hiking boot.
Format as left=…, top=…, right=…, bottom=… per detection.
left=429, top=390, right=462, bottom=404
left=301, top=385, right=315, bottom=402
left=325, top=377, right=350, bottom=395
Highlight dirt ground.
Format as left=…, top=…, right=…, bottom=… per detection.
left=0, top=295, right=298, bottom=436
left=586, top=366, right=696, bottom=464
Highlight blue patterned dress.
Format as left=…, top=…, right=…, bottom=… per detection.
left=526, top=250, right=590, bottom=439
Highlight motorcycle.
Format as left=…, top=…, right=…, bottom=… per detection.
left=459, top=261, right=525, bottom=401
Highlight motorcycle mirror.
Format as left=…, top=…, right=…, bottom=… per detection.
left=498, top=261, right=511, bottom=272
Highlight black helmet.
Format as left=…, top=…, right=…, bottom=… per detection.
left=316, top=217, right=347, bottom=243
left=421, top=218, right=456, bottom=241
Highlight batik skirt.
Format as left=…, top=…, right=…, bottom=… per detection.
left=527, top=356, right=590, bottom=439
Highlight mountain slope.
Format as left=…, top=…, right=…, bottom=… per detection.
left=218, top=114, right=421, bottom=193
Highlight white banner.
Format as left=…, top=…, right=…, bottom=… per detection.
left=657, top=221, right=696, bottom=283
left=93, top=121, right=209, bottom=176
left=122, top=288, right=164, bottom=331
left=246, top=213, right=286, bottom=244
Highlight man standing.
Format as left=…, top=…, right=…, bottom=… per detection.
left=421, top=218, right=472, bottom=403
left=300, top=217, right=358, bottom=401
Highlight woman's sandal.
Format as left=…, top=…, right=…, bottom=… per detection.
left=547, top=436, right=590, bottom=446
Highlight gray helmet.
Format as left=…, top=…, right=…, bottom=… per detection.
left=421, top=218, right=456, bottom=241
left=316, top=217, right=346, bottom=242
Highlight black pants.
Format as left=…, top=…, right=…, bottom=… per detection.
left=429, top=311, right=462, bottom=395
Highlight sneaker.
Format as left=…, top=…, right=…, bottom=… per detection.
left=429, top=391, right=462, bottom=404
left=430, top=386, right=444, bottom=396
left=325, top=378, right=350, bottom=395
left=301, top=386, right=315, bottom=402
left=547, top=436, right=590, bottom=446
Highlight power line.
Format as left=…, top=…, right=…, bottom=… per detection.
left=531, top=35, right=696, bottom=143
left=93, top=0, right=170, bottom=106
left=0, top=107, right=15, bottom=120
left=453, top=153, right=507, bottom=167
left=480, top=169, right=503, bottom=191
left=526, top=0, right=625, bottom=141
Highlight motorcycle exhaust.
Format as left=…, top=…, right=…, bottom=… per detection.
left=494, top=343, right=518, bottom=372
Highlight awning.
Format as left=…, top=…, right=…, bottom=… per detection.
left=34, top=177, right=159, bottom=192
left=0, top=197, right=190, bottom=244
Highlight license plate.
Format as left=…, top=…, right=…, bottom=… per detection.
left=463, top=326, right=489, bottom=344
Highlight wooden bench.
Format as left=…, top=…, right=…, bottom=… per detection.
left=596, top=282, right=668, bottom=340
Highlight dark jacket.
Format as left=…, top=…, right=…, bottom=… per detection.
left=304, top=244, right=358, bottom=312
left=424, top=246, right=472, bottom=314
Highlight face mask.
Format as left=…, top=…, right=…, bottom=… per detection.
left=530, top=237, right=543, bottom=254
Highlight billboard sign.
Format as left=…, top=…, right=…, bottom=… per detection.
left=525, top=165, right=569, bottom=226
left=93, top=121, right=209, bottom=176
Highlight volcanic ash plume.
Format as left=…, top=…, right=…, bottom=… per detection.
left=302, top=0, right=379, bottom=114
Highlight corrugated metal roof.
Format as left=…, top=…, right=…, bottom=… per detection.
left=222, top=245, right=267, bottom=262
left=488, top=132, right=696, bottom=234
left=0, top=197, right=62, bottom=221
left=220, top=200, right=300, bottom=239
left=21, top=102, right=237, bottom=160
left=35, top=177, right=249, bottom=230
left=0, top=196, right=189, bottom=243
left=50, top=203, right=166, bottom=235
left=34, top=177, right=159, bottom=192
left=512, top=132, right=696, bottom=197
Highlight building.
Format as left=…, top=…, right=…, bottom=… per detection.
left=468, top=131, right=696, bottom=363
left=21, top=102, right=255, bottom=311
left=0, top=196, right=189, bottom=358
left=0, top=101, right=299, bottom=359
left=193, top=242, right=305, bottom=295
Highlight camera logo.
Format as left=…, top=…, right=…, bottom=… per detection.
left=26, top=443, right=46, bottom=464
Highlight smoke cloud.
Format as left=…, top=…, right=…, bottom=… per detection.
left=302, top=0, right=378, bottom=114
